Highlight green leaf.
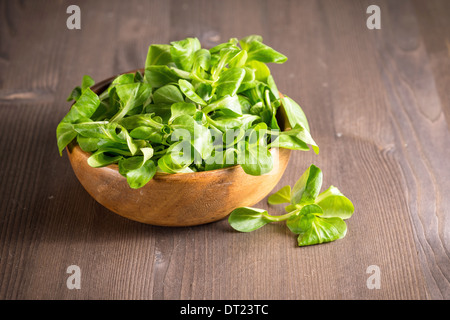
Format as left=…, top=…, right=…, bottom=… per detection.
left=297, top=215, right=347, bottom=247
left=67, top=75, right=95, bottom=102
left=124, top=159, right=156, bottom=189
left=56, top=122, right=77, bottom=155
left=145, top=44, right=172, bottom=67
left=119, top=113, right=164, bottom=131
left=211, top=47, right=241, bottom=80
left=170, top=37, right=201, bottom=71
left=170, top=115, right=213, bottom=160
left=110, top=83, right=152, bottom=122
left=77, top=135, right=131, bottom=154
left=144, top=65, right=188, bottom=88
left=178, top=79, right=207, bottom=105
left=228, top=49, right=248, bottom=68
left=286, top=204, right=323, bottom=234
left=239, top=35, right=287, bottom=64
left=73, top=122, right=122, bottom=142
left=157, top=140, right=194, bottom=173
left=268, top=134, right=310, bottom=151
left=196, top=83, right=213, bottom=102
left=169, top=102, right=197, bottom=123
left=77, top=134, right=105, bottom=152
left=272, top=127, right=319, bottom=154
left=281, top=96, right=310, bottom=133
left=57, top=88, right=101, bottom=154
left=67, top=87, right=81, bottom=102
left=152, top=84, right=184, bottom=105
left=110, top=73, right=135, bottom=89
left=192, top=48, right=211, bottom=71
left=204, top=147, right=237, bottom=170
left=291, top=164, right=323, bottom=205
left=238, top=123, right=273, bottom=176
left=134, top=70, right=144, bottom=82
left=315, top=186, right=355, bottom=219
left=214, top=67, right=246, bottom=97
left=245, top=61, right=270, bottom=82
left=228, top=207, right=270, bottom=232
left=60, top=88, right=100, bottom=124
left=129, top=127, right=163, bottom=143
left=144, top=103, right=172, bottom=123
left=87, top=149, right=124, bottom=168
left=202, top=95, right=242, bottom=117
left=268, top=185, right=291, bottom=205
left=192, top=122, right=214, bottom=161
left=237, top=67, right=256, bottom=93
left=118, top=148, right=156, bottom=189
left=73, top=122, right=141, bottom=156
left=266, top=75, right=279, bottom=99
left=239, top=35, right=263, bottom=46
left=207, top=114, right=258, bottom=133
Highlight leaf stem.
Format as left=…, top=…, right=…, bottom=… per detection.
left=262, top=208, right=300, bottom=222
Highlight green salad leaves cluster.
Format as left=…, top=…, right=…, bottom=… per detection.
left=228, top=165, right=355, bottom=246
left=56, top=35, right=319, bottom=189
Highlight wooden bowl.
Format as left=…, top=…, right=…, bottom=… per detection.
left=66, top=70, right=291, bottom=226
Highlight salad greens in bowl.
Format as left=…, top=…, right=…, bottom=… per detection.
left=57, top=35, right=320, bottom=227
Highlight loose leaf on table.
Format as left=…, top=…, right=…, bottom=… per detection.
left=228, top=207, right=270, bottom=232
left=228, top=164, right=355, bottom=247
left=267, top=185, right=291, bottom=205
left=286, top=204, right=323, bottom=234
left=291, top=164, right=323, bottom=205
left=315, top=186, right=355, bottom=219
left=296, top=215, right=347, bottom=247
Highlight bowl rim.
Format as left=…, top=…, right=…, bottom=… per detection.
left=66, top=68, right=292, bottom=178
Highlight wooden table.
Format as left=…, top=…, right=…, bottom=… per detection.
left=1, top=0, right=449, bottom=300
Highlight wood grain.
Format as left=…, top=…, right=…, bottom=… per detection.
left=0, top=0, right=448, bottom=300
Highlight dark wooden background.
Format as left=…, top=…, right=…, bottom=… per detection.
left=1, top=0, right=449, bottom=300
